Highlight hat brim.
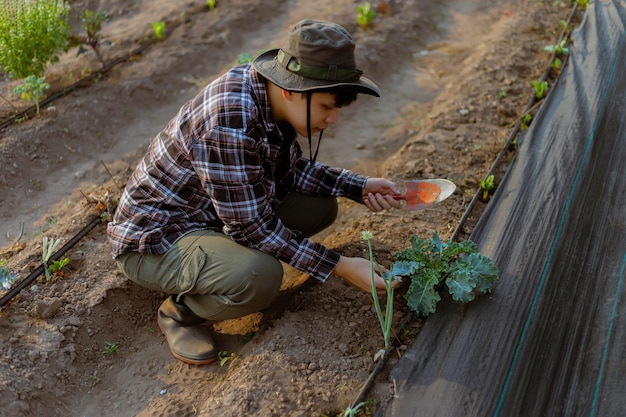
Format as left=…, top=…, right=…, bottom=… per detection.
left=252, top=49, right=380, bottom=97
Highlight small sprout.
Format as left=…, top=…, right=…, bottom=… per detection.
left=42, top=236, right=61, bottom=281
left=521, top=113, right=533, bottom=130
left=152, top=21, right=166, bottom=41
left=480, top=174, right=495, bottom=201
left=531, top=80, right=548, bottom=99
left=551, top=57, right=562, bottom=72
left=48, top=257, right=70, bottom=279
left=14, top=75, right=50, bottom=114
left=357, top=2, right=376, bottom=30
left=340, top=401, right=367, bottom=417
left=576, top=0, right=588, bottom=11
left=499, top=87, right=508, bottom=98
left=0, top=259, right=16, bottom=291
left=207, top=0, right=216, bottom=11
left=237, top=52, right=253, bottom=64
left=543, top=39, right=569, bottom=56
left=217, top=350, right=236, bottom=366
left=103, top=342, right=120, bottom=354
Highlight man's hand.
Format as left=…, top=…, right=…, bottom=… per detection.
left=333, top=255, right=400, bottom=293
left=362, top=178, right=402, bottom=212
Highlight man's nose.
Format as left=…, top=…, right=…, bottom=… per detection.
left=325, top=108, right=339, bottom=124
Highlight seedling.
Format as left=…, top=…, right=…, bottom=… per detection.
left=392, top=233, right=499, bottom=317
left=357, top=2, right=376, bottom=30
left=543, top=39, right=569, bottom=56
left=207, top=0, right=216, bottom=11
left=48, top=257, right=70, bottom=279
left=103, top=342, right=120, bottom=354
left=362, top=231, right=399, bottom=361
left=75, top=10, right=111, bottom=68
left=42, top=236, right=61, bottom=281
left=520, top=113, right=533, bottom=130
left=237, top=52, right=253, bottom=64
left=217, top=350, right=236, bottom=366
left=0, top=259, right=16, bottom=291
left=576, top=0, right=588, bottom=10
left=551, top=57, right=562, bottom=72
left=340, top=401, right=366, bottom=417
left=531, top=80, right=548, bottom=99
left=14, top=75, right=50, bottom=114
left=152, top=21, right=166, bottom=41
left=480, top=174, right=495, bottom=200
left=0, top=0, right=70, bottom=79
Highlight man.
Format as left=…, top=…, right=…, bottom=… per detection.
left=107, top=19, right=402, bottom=365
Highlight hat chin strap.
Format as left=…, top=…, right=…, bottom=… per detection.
left=306, top=92, right=323, bottom=165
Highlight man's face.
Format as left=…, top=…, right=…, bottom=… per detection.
left=283, top=92, right=339, bottom=137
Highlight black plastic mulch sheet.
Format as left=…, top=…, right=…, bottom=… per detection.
left=383, top=2, right=626, bottom=416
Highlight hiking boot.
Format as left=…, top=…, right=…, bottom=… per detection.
left=157, top=296, right=217, bottom=365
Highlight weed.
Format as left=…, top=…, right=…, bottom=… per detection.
left=217, top=350, right=236, bottom=366
left=0, top=0, right=70, bottom=79
left=152, top=21, right=166, bottom=41
left=531, top=80, right=548, bottom=99
left=14, top=75, right=50, bottom=114
left=357, top=2, right=376, bottom=30
left=480, top=174, right=495, bottom=200
left=103, top=342, right=120, bottom=354
left=0, top=259, right=16, bottom=291
left=499, top=87, right=508, bottom=98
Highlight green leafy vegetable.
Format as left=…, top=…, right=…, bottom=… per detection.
left=393, top=233, right=499, bottom=317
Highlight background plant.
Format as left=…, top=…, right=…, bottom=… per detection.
left=13, top=75, right=50, bottom=114
left=0, top=0, right=70, bottom=79
left=357, top=2, right=375, bottom=30
left=152, top=21, right=166, bottom=41
left=392, top=233, right=499, bottom=317
left=74, top=9, right=111, bottom=68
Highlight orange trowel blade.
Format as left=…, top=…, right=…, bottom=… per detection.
left=396, top=179, right=456, bottom=211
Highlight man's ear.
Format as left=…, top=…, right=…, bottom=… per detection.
left=281, top=89, right=295, bottom=101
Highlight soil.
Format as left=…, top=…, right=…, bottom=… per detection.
left=0, top=0, right=576, bottom=416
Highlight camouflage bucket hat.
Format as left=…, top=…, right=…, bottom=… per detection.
left=252, top=19, right=380, bottom=97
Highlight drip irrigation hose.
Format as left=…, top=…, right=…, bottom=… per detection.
left=450, top=3, right=578, bottom=242
left=0, top=215, right=102, bottom=309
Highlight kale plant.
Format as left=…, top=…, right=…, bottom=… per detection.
left=392, top=233, right=499, bottom=317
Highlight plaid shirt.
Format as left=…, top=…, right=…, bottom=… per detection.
left=107, top=64, right=367, bottom=281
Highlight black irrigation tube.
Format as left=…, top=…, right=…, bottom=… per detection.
left=450, top=3, right=578, bottom=242
left=348, top=3, right=581, bottom=413
left=0, top=215, right=102, bottom=309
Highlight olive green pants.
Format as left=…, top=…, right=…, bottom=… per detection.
left=115, top=193, right=337, bottom=321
